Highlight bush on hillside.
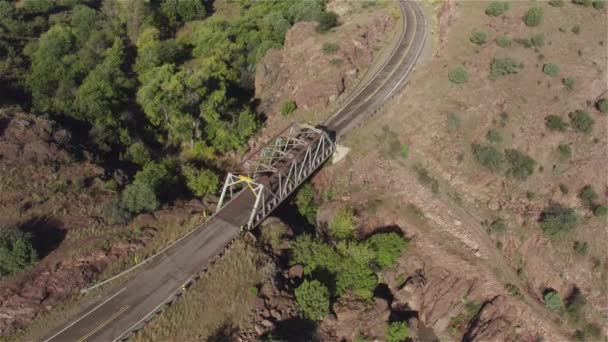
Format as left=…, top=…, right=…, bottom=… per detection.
left=531, top=33, right=545, bottom=47
left=573, top=241, right=589, bottom=256
left=557, top=144, right=572, bottom=160
left=322, top=42, right=339, bottom=54
left=579, top=185, right=598, bottom=207
left=596, top=98, right=608, bottom=113
left=566, top=288, right=587, bottom=323
left=472, top=144, right=504, bottom=171
left=569, top=110, right=594, bottom=133
left=448, top=65, right=469, bottom=84
left=294, top=279, right=330, bottom=320
left=470, top=30, right=488, bottom=45
left=281, top=100, right=297, bottom=116
left=572, top=24, right=581, bottom=34
left=545, top=115, right=568, bottom=132
left=486, top=2, right=510, bottom=16
left=329, top=207, right=358, bottom=240
left=489, top=57, right=523, bottom=79
left=593, top=204, right=607, bottom=216
left=0, top=230, right=38, bottom=277
left=562, top=77, right=575, bottom=90
left=543, top=63, right=560, bottom=77
left=544, top=291, right=564, bottom=311
left=386, top=322, right=410, bottom=342
left=486, top=129, right=502, bottom=143
left=366, top=232, right=408, bottom=268
left=317, top=11, right=338, bottom=32
left=505, top=149, right=536, bottom=180
left=295, top=183, right=318, bottom=224
left=524, top=7, right=543, bottom=27
left=121, top=182, right=160, bottom=214
left=496, top=35, right=512, bottom=48
left=540, top=203, right=578, bottom=236
left=549, top=0, right=565, bottom=6
left=593, top=0, right=606, bottom=9
left=182, top=165, right=218, bottom=198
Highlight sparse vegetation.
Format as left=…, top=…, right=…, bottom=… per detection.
left=593, top=0, right=606, bottom=9
left=413, top=164, right=440, bottom=193
left=489, top=57, right=523, bottom=80
left=447, top=113, right=462, bottom=132
left=386, top=322, right=410, bottom=342
left=543, top=63, right=560, bottom=77
left=449, top=301, right=482, bottom=336
left=579, top=185, right=598, bottom=207
left=572, top=24, right=581, bottom=34
left=486, top=129, right=503, bottom=143
left=486, top=2, right=510, bottom=16
left=569, top=110, right=594, bottom=133
left=540, top=203, right=578, bottom=237
left=472, top=144, right=504, bottom=171
left=562, top=77, right=575, bottom=90
left=523, top=7, right=544, bottom=27
left=470, top=30, right=488, bottom=45
left=573, top=241, right=589, bottom=256
left=488, top=217, right=507, bottom=233
left=322, top=42, right=339, bottom=54
left=572, top=0, right=593, bottom=7
left=557, top=144, right=572, bottom=160
left=281, top=100, right=297, bottom=116
left=545, top=115, right=569, bottom=132
left=531, top=33, right=545, bottom=48
left=566, top=288, right=587, bottom=323
left=295, top=279, right=330, bottom=321
left=596, top=98, right=608, bottom=113
left=448, top=65, right=470, bottom=84
left=496, top=35, right=512, bottom=48
left=317, top=11, right=339, bottom=32
left=330, top=58, right=344, bottom=66
left=549, top=0, right=565, bottom=6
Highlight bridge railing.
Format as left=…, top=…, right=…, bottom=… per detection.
left=216, top=123, right=335, bottom=229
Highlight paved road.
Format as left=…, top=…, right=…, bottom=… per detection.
left=43, top=1, right=427, bottom=341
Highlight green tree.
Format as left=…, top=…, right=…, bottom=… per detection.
left=386, top=322, right=410, bottom=342
left=472, top=144, right=504, bottom=171
left=182, top=165, right=218, bottom=197
left=470, top=30, right=488, bottom=45
left=295, top=183, right=318, bottom=224
left=523, top=7, right=543, bottom=27
left=125, top=142, right=152, bottom=166
left=504, top=149, right=536, bottom=180
left=294, top=279, right=330, bottom=321
left=543, top=63, right=560, bottom=77
left=544, top=291, right=563, bottom=311
left=569, top=110, right=594, bottom=133
left=366, top=232, right=408, bottom=268
left=448, top=65, right=469, bottom=84
left=486, top=2, right=510, bottom=16
left=121, top=182, right=160, bottom=214
left=540, top=203, right=578, bottom=237
left=572, top=0, right=593, bottom=6
left=545, top=115, right=568, bottom=132
left=329, top=207, right=357, bottom=240
left=0, top=230, right=38, bottom=277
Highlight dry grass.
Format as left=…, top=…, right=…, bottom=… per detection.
left=132, top=239, right=273, bottom=341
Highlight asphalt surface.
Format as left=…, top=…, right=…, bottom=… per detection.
left=42, top=1, right=427, bottom=341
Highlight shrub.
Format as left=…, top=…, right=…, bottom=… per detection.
left=557, top=144, right=572, bottom=160
left=121, top=182, right=160, bottom=214
left=294, top=280, right=330, bottom=320
left=472, top=144, right=504, bottom=171
left=531, top=33, right=545, bottom=47
left=543, top=63, right=560, bottom=77
left=514, top=38, right=533, bottom=48
left=447, top=113, right=461, bottom=132
left=488, top=218, right=507, bottom=233
left=486, top=129, right=502, bottom=143
left=366, top=232, right=408, bottom=268
left=505, top=149, right=536, bottom=180
left=572, top=0, right=593, bottom=6
left=322, top=42, right=339, bottom=54
left=569, top=110, right=594, bottom=133
left=544, top=291, right=563, bottom=311
left=329, top=207, right=358, bottom=240
left=134, top=162, right=174, bottom=193
left=125, top=142, right=152, bottom=166
left=579, top=185, right=598, bottom=207
left=0, top=230, right=38, bottom=277
left=448, top=65, right=469, bottom=84
left=489, top=57, right=523, bottom=79
left=573, top=241, right=589, bottom=256
left=486, top=2, right=510, bottom=16
left=593, top=0, right=606, bottom=9
left=562, top=77, right=575, bottom=90
left=545, top=115, right=568, bottom=132
left=596, top=98, right=608, bottom=113
left=593, top=204, right=607, bottom=216
left=566, top=288, right=587, bottom=323
left=523, top=7, right=543, bottom=27
left=281, top=100, right=297, bottom=116
left=572, top=24, right=581, bottom=34
left=540, top=202, right=578, bottom=236
left=295, top=183, right=318, bottom=224
left=470, top=30, right=488, bottom=45
left=496, top=35, right=512, bottom=48
left=330, top=58, right=343, bottom=66
left=335, top=260, right=377, bottom=299
left=316, top=11, right=338, bottom=32
left=413, top=164, right=439, bottom=193
left=559, top=183, right=569, bottom=194
left=386, top=322, right=410, bottom=342
left=182, top=165, right=218, bottom=198
left=549, top=0, right=565, bottom=6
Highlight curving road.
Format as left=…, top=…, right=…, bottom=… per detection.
left=42, top=1, right=427, bottom=341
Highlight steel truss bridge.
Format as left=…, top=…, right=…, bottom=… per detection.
left=216, top=123, right=335, bottom=230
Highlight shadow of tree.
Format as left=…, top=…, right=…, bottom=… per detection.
left=260, top=318, right=317, bottom=342
left=18, top=216, right=66, bottom=258
left=206, top=322, right=240, bottom=342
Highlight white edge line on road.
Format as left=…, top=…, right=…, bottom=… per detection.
left=43, top=287, right=128, bottom=342
left=323, top=0, right=407, bottom=126
left=383, top=2, right=428, bottom=102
